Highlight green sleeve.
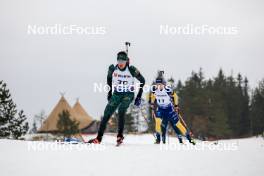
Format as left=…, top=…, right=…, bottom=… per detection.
left=107, top=64, right=115, bottom=79
left=129, top=65, right=141, bottom=77
left=107, top=64, right=115, bottom=89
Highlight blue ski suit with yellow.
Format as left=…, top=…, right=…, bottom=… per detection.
left=150, top=87, right=193, bottom=143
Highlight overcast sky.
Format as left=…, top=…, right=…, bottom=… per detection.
left=1, top=0, right=264, bottom=122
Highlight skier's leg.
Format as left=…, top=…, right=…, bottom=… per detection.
left=97, top=93, right=122, bottom=140
left=168, top=111, right=185, bottom=144
left=117, top=93, right=134, bottom=137
left=161, top=118, right=168, bottom=143
left=174, top=119, right=196, bottom=145
left=170, top=120, right=183, bottom=143
left=155, top=117, right=162, bottom=143
left=169, top=111, right=187, bottom=136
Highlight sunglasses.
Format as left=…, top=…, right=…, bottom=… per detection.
left=117, top=60, right=127, bottom=64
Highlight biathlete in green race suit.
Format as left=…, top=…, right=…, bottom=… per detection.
left=88, top=51, right=145, bottom=144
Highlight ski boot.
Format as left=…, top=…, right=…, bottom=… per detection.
left=154, top=133, right=161, bottom=144
left=178, top=137, right=183, bottom=144
left=162, top=137, right=166, bottom=144
left=177, top=134, right=183, bottom=144
left=87, top=136, right=101, bottom=144
left=155, top=139, right=161, bottom=144
left=186, top=134, right=196, bottom=145
left=116, top=134, right=124, bottom=146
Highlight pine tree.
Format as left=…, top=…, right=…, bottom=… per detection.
left=130, top=105, right=140, bottom=132
left=0, top=81, right=11, bottom=137
left=56, top=110, right=80, bottom=137
left=29, top=120, right=38, bottom=134
left=207, top=92, right=231, bottom=138
left=124, top=110, right=135, bottom=133
left=124, top=106, right=140, bottom=133
left=240, top=77, right=250, bottom=136
left=34, top=110, right=46, bottom=128
left=167, top=77, right=175, bottom=89
left=174, top=69, right=252, bottom=139
left=9, top=110, right=29, bottom=139
left=0, top=81, right=29, bottom=139
left=146, top=92, right=155, bottom=133
left=250, top=79, right=264, bottom=135
left=176, top=80, right=183, bottom=92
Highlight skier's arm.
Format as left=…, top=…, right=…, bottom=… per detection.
left=170, top=90, right=180, bottom=112
left=149, top=92, right=156, bottom=108
left=129, top=66, right=145, bottom=99
left=171, top=91, right=179, bottom=107
left=165, top=87, right=178, bottom=106
left=149, top=92, right=157, bottom=119
left=107, top=64, right=115, bottom=100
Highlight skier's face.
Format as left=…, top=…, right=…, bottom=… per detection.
left=117, top=60, right=126, bottom=69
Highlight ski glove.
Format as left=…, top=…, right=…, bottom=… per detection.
left=174, top=106, right=180, bottom=113
left=134, top=97, right=141, bottom=107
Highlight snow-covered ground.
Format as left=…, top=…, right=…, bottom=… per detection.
left=0, top=134, right=264, bottom=176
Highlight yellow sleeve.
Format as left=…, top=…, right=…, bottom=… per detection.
left=147, top=92, right=156, bottom=104
left=150, top=92, right=156, bottom=104
left=172, top=91, right=179, bottom=106
left=146, top=93, right=150, bottom=102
